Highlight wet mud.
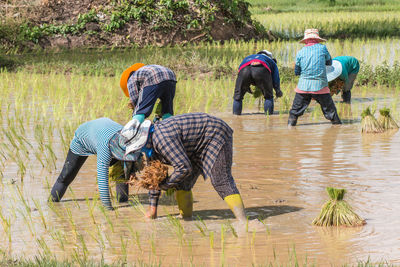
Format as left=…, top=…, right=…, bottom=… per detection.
left=1, top=98, right=400, bottom=266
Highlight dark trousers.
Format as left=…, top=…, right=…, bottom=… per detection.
left=288, top=93, right=341, bottom=126
left=233, top=65, right=274, bottom=115
left=134, top=80, right=176, bottom=118
left=50, top=149, right=129, bottom=203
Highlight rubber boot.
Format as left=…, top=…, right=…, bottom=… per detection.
left=50, top=182, right=68, bottom=202
left=233, top=100, right=243, bottom=115
left=342, top=91, right=351, bottom=103
left=224, top=194, right=246, bottom=221
left=116, top=182, right=129, bottom=203
left=331, top=112, right=342, bottom=125
left=288, top=114, right=298, bottom=126
left=264, top=98, right=274, bottom=115
left=175, top=190, right=193, bottom=219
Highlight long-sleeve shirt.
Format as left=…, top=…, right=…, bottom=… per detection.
left=238, top=54, right=281, bottom=90
left=333, top=56, right=360, bottom=82
left=295, top=43, right=332, bottom=92
left=69, top=118, right=123, bottom=209
left=148, top=113, right=233, bottom=206
left=127, top=65, right=176, bottom=106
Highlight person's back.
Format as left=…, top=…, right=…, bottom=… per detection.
left=295, top=43, right=331, bottom=92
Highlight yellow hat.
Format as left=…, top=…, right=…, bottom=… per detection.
left=120, top=63, right=145, bottom=97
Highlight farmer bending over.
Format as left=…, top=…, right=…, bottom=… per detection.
left=327, top=56, right=360, bottom=103
left=119, top=63, right=177, bottom=198
left=233, top=50, right=283, bottom=115
left=49, top=117, right=151, bottom=210
left=131, top=113, right=246, bottom=222
left=288, top=29, right=341, bottom=126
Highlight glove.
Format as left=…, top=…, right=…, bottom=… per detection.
left=276, top=90, right=283, bottom=98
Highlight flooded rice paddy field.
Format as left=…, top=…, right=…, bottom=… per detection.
left=1, top=91, right=400, bottom=266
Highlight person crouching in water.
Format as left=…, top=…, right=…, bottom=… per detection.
left=327, top=56, right=360, bottom=103
left=49, top=117, right=151, bottom=210
left=233, top=50, right=283, bottom=115
left=288, top=29, right=341, bottom=126
left=130, top=113, right=247, bottom=222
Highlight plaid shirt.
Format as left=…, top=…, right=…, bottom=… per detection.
left=127, top=65, right=176, bottom=105
left=148, top=113, right=233, bottom=206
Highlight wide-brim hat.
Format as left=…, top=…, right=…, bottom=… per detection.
left=120, top=63, right=145, bottom=97
left=326, top=60, right=343, bottom=82
left=257, top=49, right=273, bottom=59
left=299, top=28, right=327, bottom=44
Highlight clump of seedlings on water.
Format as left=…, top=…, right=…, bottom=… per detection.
left=313, top=187, right=365, bottom=227
left=377, top=107, right=399, bottom=130
left=361, top=107, right=384, bottom=133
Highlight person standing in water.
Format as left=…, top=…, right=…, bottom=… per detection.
left=233, top=50, right=283, bottom=115
left=288, top=29, right=341, bottom=126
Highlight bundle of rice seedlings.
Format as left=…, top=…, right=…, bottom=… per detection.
left=312, top=187, right=366, bottom=227
left=377, top=107, right=399, bottom=130
left=128, top=160, right=168, bottom=190
left=252, top=87, right=263, bottom=98
left=361, top=107, right=384, bottom=133
left=329, top=79, right=345, bottom=96
left=109, top=161, right=126, bottom=183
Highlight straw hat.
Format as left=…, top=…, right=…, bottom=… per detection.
left=299, top=29, right=327, bottom=44
left=120, top=63, right=145, bottom=97
left=326, top=60, right=343, bottom=82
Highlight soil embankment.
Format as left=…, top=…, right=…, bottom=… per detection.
left=0, top=0, right=264, bottom=50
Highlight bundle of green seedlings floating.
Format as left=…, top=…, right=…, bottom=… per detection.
left=377, top=107, right=399, bottom=130
left=312, top=187, right=366, bottom=227
left=361, top=107, right=384, bottom=133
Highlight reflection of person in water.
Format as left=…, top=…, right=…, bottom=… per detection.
left=49, top=117, right=150, bottom=210
left=131, top=113, right=247, bottom=222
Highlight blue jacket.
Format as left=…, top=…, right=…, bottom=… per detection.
left=239, top=54, right=281, bottom=90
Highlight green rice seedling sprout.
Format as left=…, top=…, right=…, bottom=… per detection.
left=68, top=187, right=81, bottom=209
left=36, top=236, right=52, bottom=259
left=209, top=231, right=214, bottom=249
left=32, top=198, right=47, bottom=230
left=377, top=107, right=399, bottom=130
left=220, top=224, right=225, bottom=252
left=120, top=236, right=128, bottom=264
left=312, top=187, right=366, bottom=227
left=124, top=220, right=142, bottom=252
left=85, top=197, right=97, bottom=225
left=361, top=107, right=384, bottom=133
left=77, top=233, right=89, bottom=262
left=99, top=205, right=115, bottom=233
left=0, top=207, right=12, bottom=244
left=225, top=220, right=238, bottom=238
left=166, top=213, right=185, bottom=244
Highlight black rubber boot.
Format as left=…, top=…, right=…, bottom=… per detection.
left=116, top=182, right=129, bottom=203
left=288, top=114, right=298, bottom=126
left=342, top=91, right=351, bottom=103
left=49, top=149, right=87, bottom=202
left=331, top=112, right=342, bottom=125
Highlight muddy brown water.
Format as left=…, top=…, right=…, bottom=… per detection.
left=1, top=99, right=400, bottom=266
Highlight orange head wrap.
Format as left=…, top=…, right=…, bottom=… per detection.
left=120, top=63, right=145, bottom=97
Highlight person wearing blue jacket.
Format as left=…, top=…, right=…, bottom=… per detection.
left=49, top=118, right=151, bottom=210
left=233, top=50, right=283, bottom=115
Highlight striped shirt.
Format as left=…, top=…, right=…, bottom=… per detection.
left=148, top=113, right=233, bottom=206
left=127, top=65, right=176, bottom=105
left=295, top=43, right=332, bottom=92
left=70, top=118, right=123, bottom=209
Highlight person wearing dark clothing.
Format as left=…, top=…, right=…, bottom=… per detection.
left=233, top=50, right=283, bottom=115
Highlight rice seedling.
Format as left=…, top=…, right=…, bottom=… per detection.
left=32, top=198, right=47, bottom=230
left=361, top=107, right=384, bottom=133
left=312, top=187, right=366, bottom=227
left=377, top=107, right=399, bottom=130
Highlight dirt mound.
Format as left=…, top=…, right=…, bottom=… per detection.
left=9, top=0, right=263, bottom=49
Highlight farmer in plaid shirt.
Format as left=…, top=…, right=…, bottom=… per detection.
left=118, top=64, right=177, bottom=199
left=120, top=64, right=176, bottom=123
left=141, top=113, right=246, bottom=221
